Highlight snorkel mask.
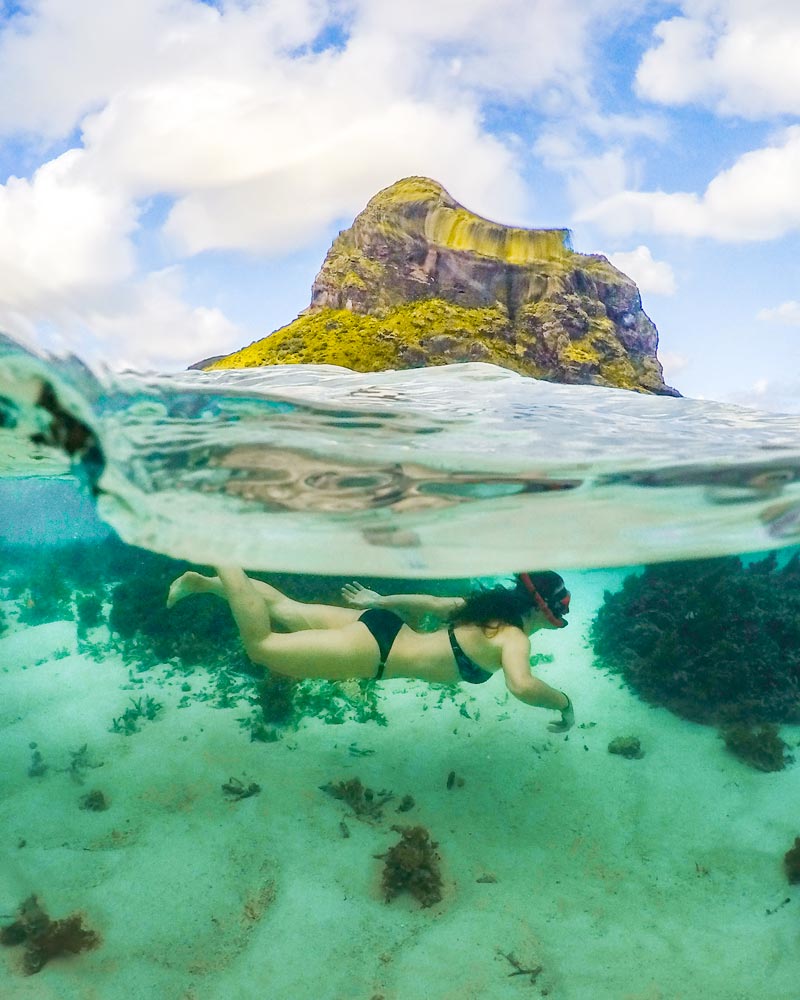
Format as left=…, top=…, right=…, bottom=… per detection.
left=518, top=572, right=571, bottom=628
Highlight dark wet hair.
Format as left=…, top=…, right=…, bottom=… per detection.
left=450, top=572, right=567, bottom=630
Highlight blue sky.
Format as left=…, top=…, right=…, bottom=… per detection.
left=0, top=0, right=798, bottom=412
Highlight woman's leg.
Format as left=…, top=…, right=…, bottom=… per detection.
left=167, top=570, right=361, bottom=630
left=215, top=566, right=378, bottom=680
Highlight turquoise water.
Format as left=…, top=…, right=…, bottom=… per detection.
left=1, top=335, right=799, bottom=998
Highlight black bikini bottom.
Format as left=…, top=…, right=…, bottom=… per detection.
left=359, top=609, right=404, bottom=679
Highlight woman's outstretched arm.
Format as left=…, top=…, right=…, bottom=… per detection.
left=341, top=581, right=464, bottom=628
left=500, top=629, right=574, bottom=731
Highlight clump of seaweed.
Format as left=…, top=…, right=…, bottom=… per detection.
left=445, top=770, right=465, bottom=789
left=108, top=553, right=250, bottom=672
left=222, top=777, right=261, bottom=800
left=242, top=676, right=389, bottom=740
left=0, top=895, right=100, bottom=975
left=27, top=743, right=47, bottom=778
left=0, top=536, right=247, bottom=675
left=784, top=837, right=800, bottom=883
left=75, top=593, right=104, bottom=634
left=498, top=950, right=544, bottom=985
left=321, top=777, right=394, bottom=823
left=59, top=743, right=104, bottom=785
left=591, top=552, right=800, bottom=725
left=608, top=736, right=645, bottom=759
left=241, top=719, right=282, bottom=743
left=79, top=789, right=109, bottom=811
left=721, top=724, right=793, bottom=772
left=293, top=679, right=388, bottom=727
left=16, top=567, right=73, bottom=626
left=380, top=825, right=443, bottom=908
left=255, top=673, right=295, bottom=725
left=110, top=696, right=163, bottom=735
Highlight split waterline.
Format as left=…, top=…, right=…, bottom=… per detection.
left=2, top=336, right=800, bottom=574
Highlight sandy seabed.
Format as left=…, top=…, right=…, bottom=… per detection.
left=0, top=570, right=798, bottom=1000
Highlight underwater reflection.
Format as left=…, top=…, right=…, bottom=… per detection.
left=216, top=446, right=580, bottom=514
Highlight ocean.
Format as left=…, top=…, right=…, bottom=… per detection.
left=1, top=333, right=798, bottom=999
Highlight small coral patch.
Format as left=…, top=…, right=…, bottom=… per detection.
left=721, top=724, right=793, bottom=772
left=0, top=896, right=100, bottom=975
left=380, top=825, right=443, bottom=908
left=784, top=837, right=800, bottom=883
left=608, top=736, right=645, bottom=759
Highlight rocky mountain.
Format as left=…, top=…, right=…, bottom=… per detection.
left=207, top=177, right=678, bottom=395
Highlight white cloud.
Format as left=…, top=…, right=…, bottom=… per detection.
left=62, top=0, right=647, bottom=251
left=0, top=0, right=330, bottom=138
left=0, top=0, right=653, bottom=366
left=0, top=267, right=246, bottom=371
left=0, top=0, right=642, bottom=146
left=657, top=350, right=689, bottom=378
left=636, top=2, right=800, bottom=117
left=0, top=150, right=135, bottom=308
left=0, top=139, right=239, bottom=369
left=607, top=245, right=676, bottom=295
left=351, top=0, right=645, bottom=100
left=536, top=134, right=632, bottom=211
left=0, top=0, right=552, bottom=276
left=163, top=101, right=523, bottom=254
left=581, top=126, right=800, bottom=241
left=757, top=300, right=800, bottom=325
left=82, top=268, right=246, bottom=370
left=533, top=109, right=663, bottom=217
left=722, top=378, right=800, bottom=414
left=1, top=0, right=620, bottom=141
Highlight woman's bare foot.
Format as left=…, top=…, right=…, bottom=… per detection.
left=167, top=571, right=216, bottom=608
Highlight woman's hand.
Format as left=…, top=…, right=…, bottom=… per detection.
left=341, top=581, right=382, bottom=610
left=547, top=693, right=574, bottom=733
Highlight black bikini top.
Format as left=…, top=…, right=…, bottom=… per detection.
left=447, top=626, right=494, bottom=685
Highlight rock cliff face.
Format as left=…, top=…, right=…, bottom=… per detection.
left=209, top=177, right=678, bottom=395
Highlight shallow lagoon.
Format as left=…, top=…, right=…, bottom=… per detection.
left=1, top=349, right=799, bottom=999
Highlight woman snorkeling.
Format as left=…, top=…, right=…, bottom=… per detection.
left=167, top=568, right=574, bottom=732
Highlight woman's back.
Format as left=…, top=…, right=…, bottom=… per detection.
left=385, top=620, right=510, bottom=683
